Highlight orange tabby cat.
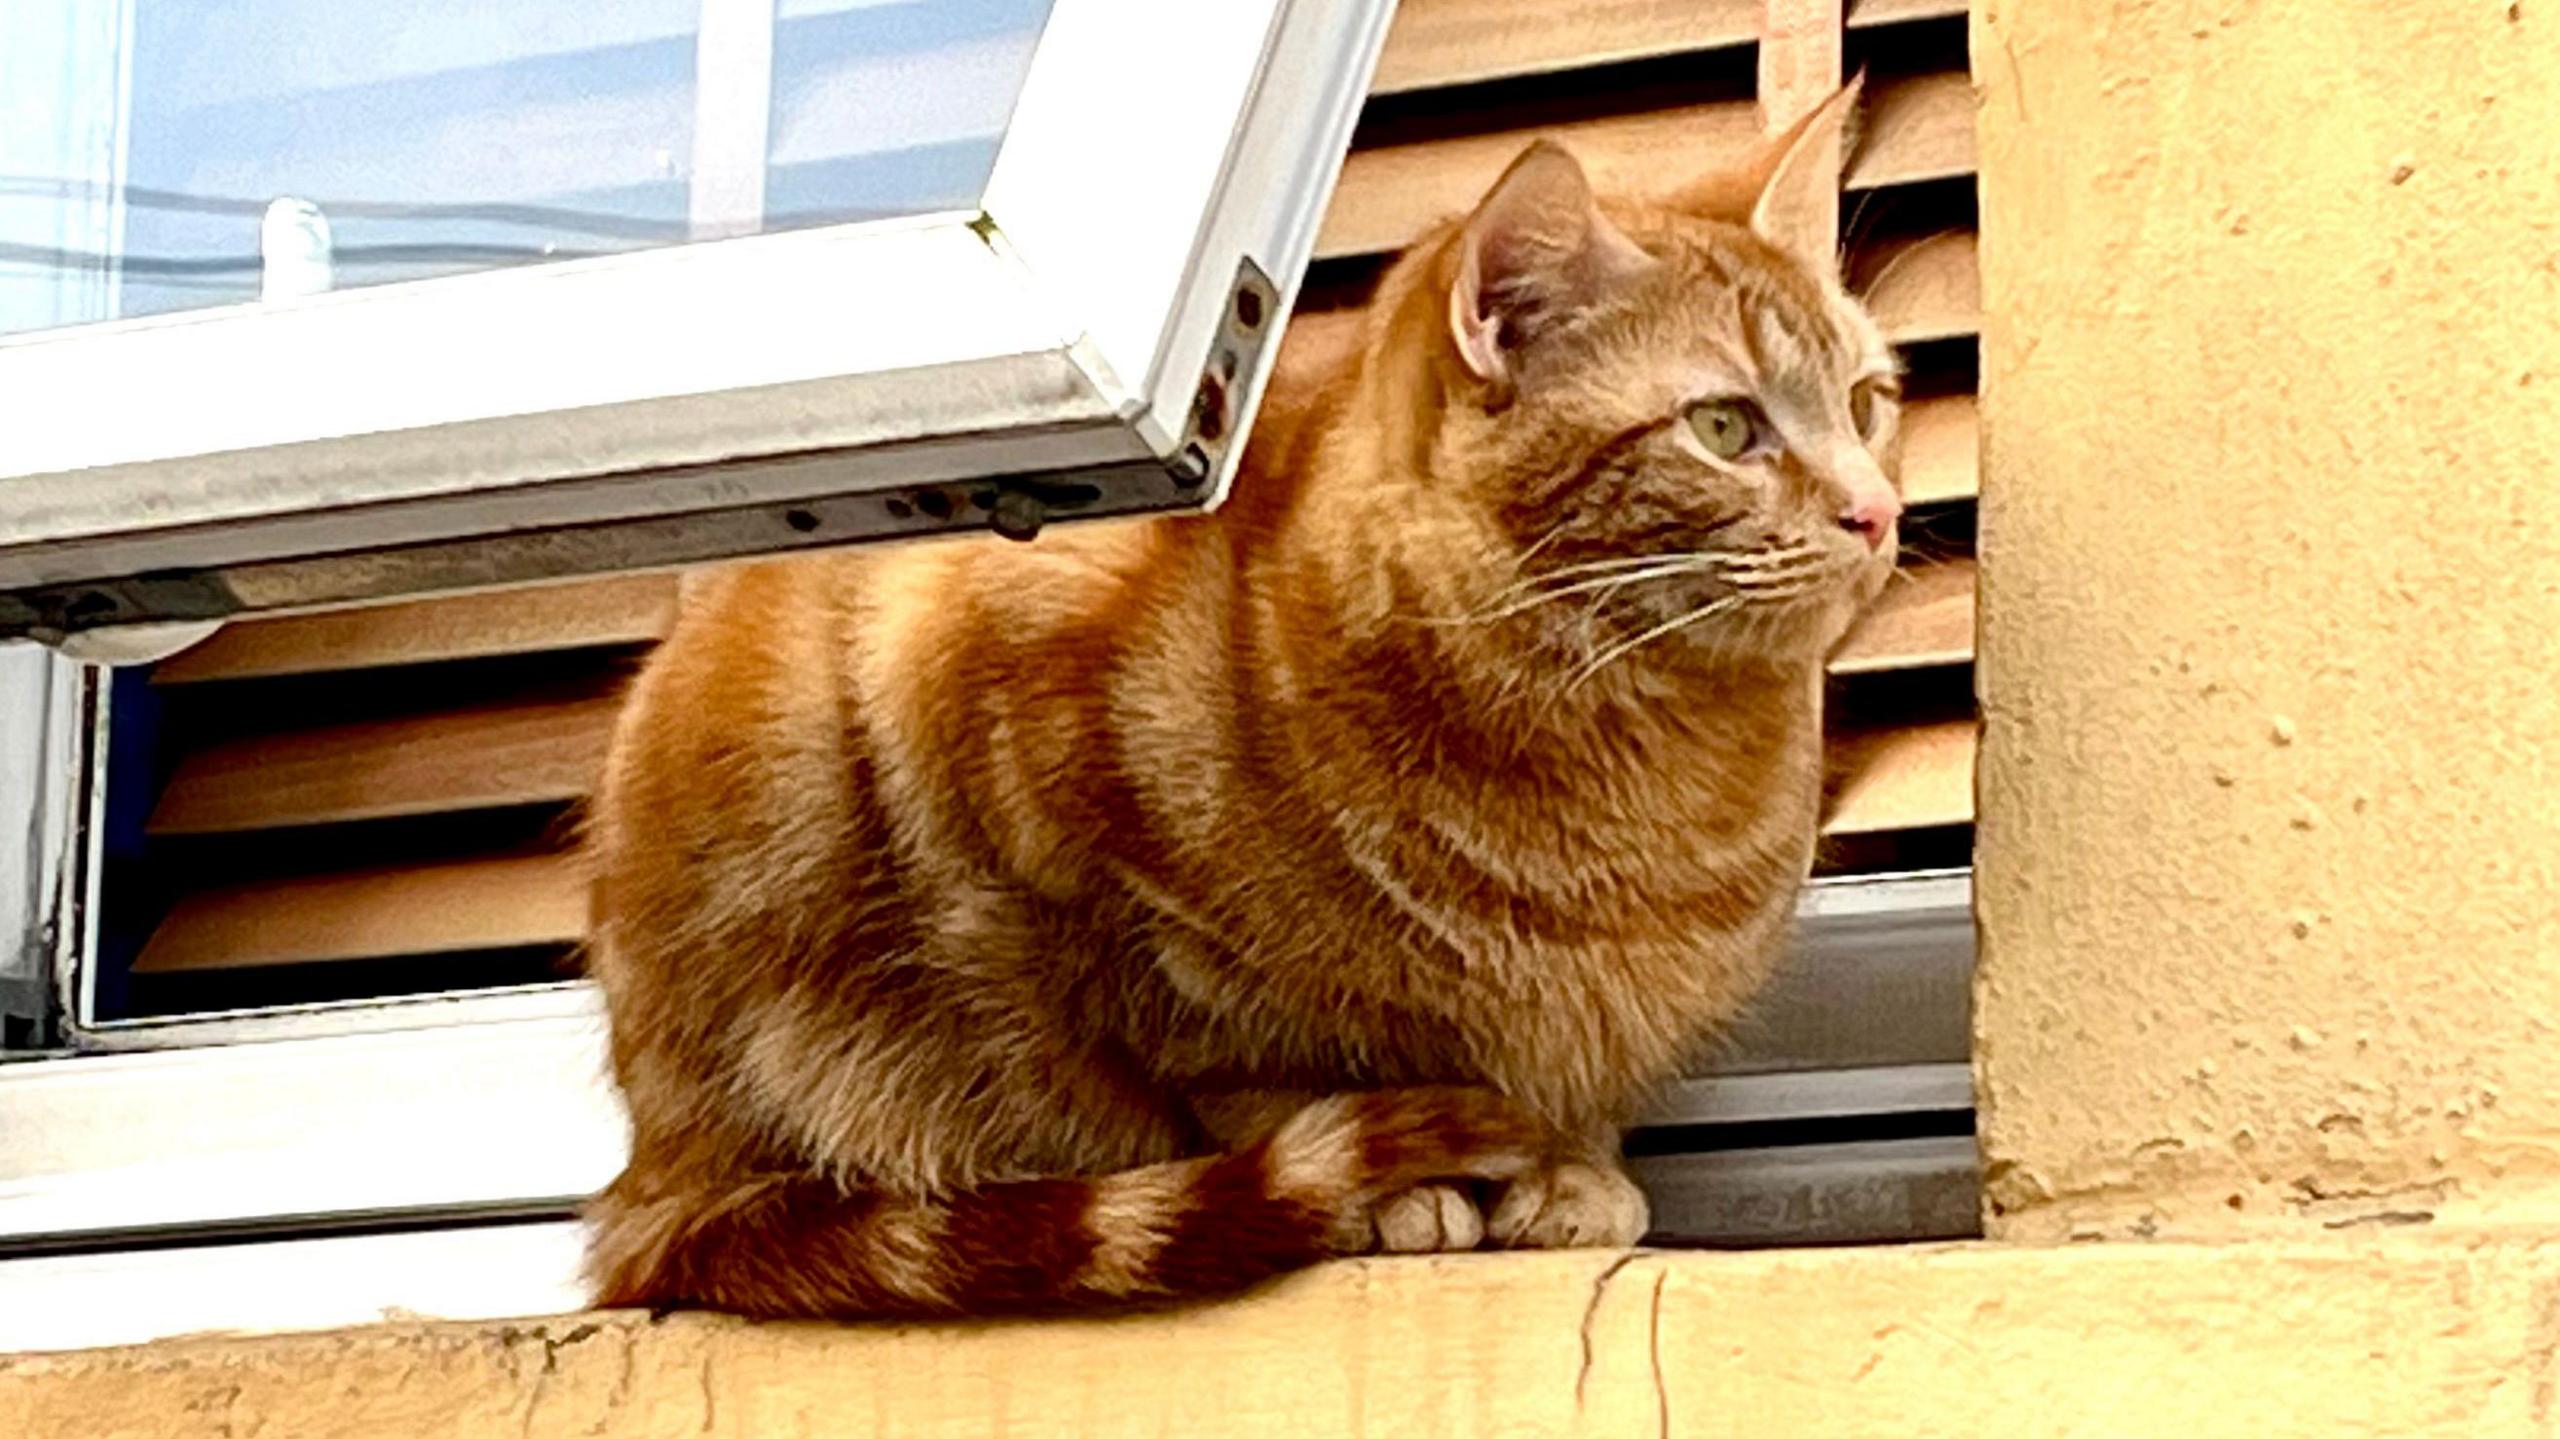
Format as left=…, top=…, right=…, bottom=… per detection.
left=584, top=83, right=1900, bottom=1318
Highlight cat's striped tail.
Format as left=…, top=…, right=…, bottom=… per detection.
left=586, top=1087, right=1541, bottom=1318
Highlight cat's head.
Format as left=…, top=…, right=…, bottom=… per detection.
left=1407, top=82, right=1900, bottom=673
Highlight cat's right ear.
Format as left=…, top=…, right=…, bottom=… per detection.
left=1448, top=141, right=1650, bottom=395
left=1664, top=78, right=1863, bottom=271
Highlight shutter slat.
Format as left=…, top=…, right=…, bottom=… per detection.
left=155, top=576, right=679, bottom=685
left=1322, top=100, right=1761, bottom=259
left=1831, top=557, right=1974, bottom=674
left=134, top=853, right=584, bottom=973
left=1844, top=0, right=1970, bottom=27
left=1845, top=69, right=1974, bottom=191
left=1823, top=719, right=1975, bottom=835
left=1864, top=229, right=1979, bottom=344
left=1319, top=71, right=1968, bottom=259
left=1898, top=393, right=1978, bottom=506
left=149, top=694, right=619, bottom=835
left=1372, top=0, right=1759, bottom=96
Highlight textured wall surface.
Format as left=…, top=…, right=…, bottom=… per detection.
left=1973, top=0, right=2560, bottom=1238
left=15, top=1245, right=2560, bottom=1438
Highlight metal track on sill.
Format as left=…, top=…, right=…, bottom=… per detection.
left=1642, top=1061, right=1972, bottom=1130
left=1634, top=1135, right=1983, bottom=1248
left=1710, top=869, right=1972, bottom=1075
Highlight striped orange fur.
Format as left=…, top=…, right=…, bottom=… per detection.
left=584, top=84, right=1901, bottom=1318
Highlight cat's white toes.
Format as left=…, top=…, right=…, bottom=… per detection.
left=1372, top=1184, right=1486, bottom=1253
left=1486, top=1161, right=1649, bottom=1249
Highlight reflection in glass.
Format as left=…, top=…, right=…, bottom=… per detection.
left=0, top=0, right=1056, bottom=338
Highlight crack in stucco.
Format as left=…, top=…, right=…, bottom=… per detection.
left=1574, top=1252, right=1646, bottom=1408
left=493, top=1320, right=613, bottom=1439
left=2288, top=1177, right=2456, bottom=1230
left=1647, top=1270, right=1670, bottom=1439
left=2321, top=1209, right=2436, bottom=1231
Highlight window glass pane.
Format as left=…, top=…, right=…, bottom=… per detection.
left=764, top=0, right=1053, bottom=231
left=0, top=0, right=1056, bottom=338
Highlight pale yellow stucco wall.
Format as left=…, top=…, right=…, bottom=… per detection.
left=1973, top=0, right=2560, bottom=1239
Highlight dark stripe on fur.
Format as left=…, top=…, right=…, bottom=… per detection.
left=1150, top=1147, right=1331, bottom=1295
left=938, top=1176, right=1099, bottom=1312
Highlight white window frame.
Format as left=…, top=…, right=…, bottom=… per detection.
left=0, top=0, right=1396, bottom=638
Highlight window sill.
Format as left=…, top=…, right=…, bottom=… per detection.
left=7, top=1239, right=2556, bottom=1436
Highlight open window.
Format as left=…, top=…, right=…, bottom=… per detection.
left=0, top=0, right=1381, bottom=636
left=0, top=0, right=1983, bottom=1344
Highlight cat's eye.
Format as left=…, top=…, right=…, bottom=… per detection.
left=1686, top=399, right=1761, bottom=460
left=1849, top=376, right=1900, bottom=438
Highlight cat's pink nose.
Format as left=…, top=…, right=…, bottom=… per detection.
left=1839, top=486, right=1902, bottom=551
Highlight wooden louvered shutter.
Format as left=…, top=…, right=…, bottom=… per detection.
left=117, top=0, right=1980, bottom=1244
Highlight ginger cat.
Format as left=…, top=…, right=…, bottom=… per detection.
left=585, top=83, right=1901, bottom=1318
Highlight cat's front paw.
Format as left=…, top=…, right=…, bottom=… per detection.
left=1370, top=1183, right=1487, bottom=1253
left=1486, top=1161, right=1649, bottom=1249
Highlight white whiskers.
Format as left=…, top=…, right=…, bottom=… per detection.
left=1563, top=595, right=1746, bottom=693
left=1424, top=552, right=1719, bottom=628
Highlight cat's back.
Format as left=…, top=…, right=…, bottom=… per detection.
left=601, top=517, right=1200, bottom=838
left=669, top=519, right=1171, bottom=661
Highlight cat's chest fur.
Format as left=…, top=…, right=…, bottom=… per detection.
left=1090, top=674, right=1823, bottom=1119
